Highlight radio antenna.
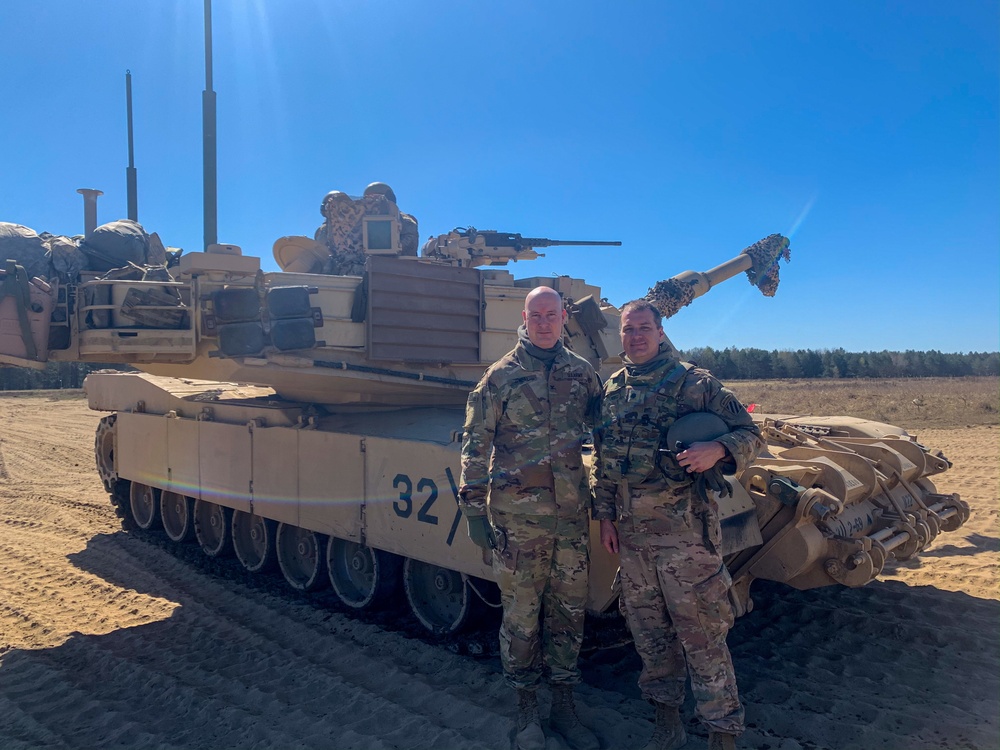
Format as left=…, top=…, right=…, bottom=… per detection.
left=125, top=70, right=138, bottom=221
left=202, top=0, right=217, bottom=250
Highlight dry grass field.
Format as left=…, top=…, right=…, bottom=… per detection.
left=728, top=376, right=999, bottom=429
left=7, top=376, right=996, bottom=429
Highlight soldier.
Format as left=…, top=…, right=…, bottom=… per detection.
left=313, top=187, right=397, bottom=275
left=592, top=299, right=763, bottom=750
left=460, top=286, right=603, bottom=750
left=314, top=190, right=366, bottom=275
left=362, top=182, right=420, bottom=256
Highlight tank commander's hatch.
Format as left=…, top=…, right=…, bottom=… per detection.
left=366, top=256, right=483, bottom=363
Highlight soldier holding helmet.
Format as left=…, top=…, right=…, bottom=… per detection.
left=592, top=299, right=763, bottom=750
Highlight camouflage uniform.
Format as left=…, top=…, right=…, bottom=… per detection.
left=314, top=194, right=393, bottom=276
left=400, top=212, right=419, bottom=256
left=461, top=337, right=602, bottom=689
left=592, top=342, right=762, bottom=735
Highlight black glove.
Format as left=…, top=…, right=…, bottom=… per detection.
left=695, top=465, right=733, bottom=502
left=466, top=514, right=497, bottom=550
left=666, top=413, right=734, bottom=502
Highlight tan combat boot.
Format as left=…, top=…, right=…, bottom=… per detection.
left=549, top=684, right=600, bottom=750
left=515, top=688, right=546, bottom=750
left=641, top=702, right=687, bottom=750
left=707, top=731, right=737, bottom=750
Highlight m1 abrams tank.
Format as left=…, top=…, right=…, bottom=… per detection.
left=0, top=213, right=969, bottom=635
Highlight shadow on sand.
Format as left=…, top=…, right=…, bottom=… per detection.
left=0, top=530, right=996, bottom=750
left=583, top=576, right=999, bottom=749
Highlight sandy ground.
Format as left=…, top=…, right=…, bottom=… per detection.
left=0, top=392, right=996, bottom=750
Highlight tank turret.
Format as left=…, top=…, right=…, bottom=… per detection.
left=3, top=216, right=792, bottom=407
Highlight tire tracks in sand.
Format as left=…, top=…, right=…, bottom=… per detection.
left=0, top=392, right=997, bottom=750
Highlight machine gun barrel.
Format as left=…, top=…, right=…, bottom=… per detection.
left=422, top=227, right=622, bottom=267
left=479, top=232, right=621, bottom=249
left=513, top=238, right=623, bottom=248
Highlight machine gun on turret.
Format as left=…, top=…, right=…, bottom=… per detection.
left=421, top=227, right=622, bottom=267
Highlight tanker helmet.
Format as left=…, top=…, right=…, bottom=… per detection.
left=363, top=182, right=397, bottom=204
left=321, top=190, right=350, bottom=214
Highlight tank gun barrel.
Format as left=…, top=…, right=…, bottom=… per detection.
left=645, top=233, right=791, bottom=320
left=675, top=254, right=754, bottom=296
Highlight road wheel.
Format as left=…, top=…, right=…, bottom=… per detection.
left=129, top=482, right=161, bottom=531
left=327, top=538, right=401, bottom=609
left=403, top=558, right=473, bottom=635
left=232, top=510, right=276, bottom=573
left=276, top=523, right=327, bottom=592
left=160, top=491, right=195, bottom=542
left=194, top=499, right=231, bottom=557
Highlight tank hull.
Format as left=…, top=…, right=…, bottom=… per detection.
left=87, top=372, right=621, bottom=618
left=87, top=371, right=969, bottom=628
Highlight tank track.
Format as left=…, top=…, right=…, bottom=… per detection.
left=108, top=489, right=631, bottom=656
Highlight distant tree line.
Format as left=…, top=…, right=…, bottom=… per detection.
left=678, top=347, right=1000, bottom=380
left=0, top=362, right=131, bottom=391
left=1, top=349, right=997, bottom=391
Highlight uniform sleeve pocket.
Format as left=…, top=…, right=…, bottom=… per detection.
left=464, top=390, right=483, bottom=427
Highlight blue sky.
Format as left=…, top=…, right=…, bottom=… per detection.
left=2, top=1, right=997, bottom=353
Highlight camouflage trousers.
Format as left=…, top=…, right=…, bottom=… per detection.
left=490, top=509, right=590, bottom=690
left=618, top=489, right=744, bottom=735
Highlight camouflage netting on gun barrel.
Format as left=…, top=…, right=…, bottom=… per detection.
left=645, top=277, right=697, bottom=320
left=743, top=233, right=791, bottom=297
left=644, top=233, right=791, bottom=320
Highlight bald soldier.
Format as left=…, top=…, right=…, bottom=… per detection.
left=460, top=287, right=603, bottom=750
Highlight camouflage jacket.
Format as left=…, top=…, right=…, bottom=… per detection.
left=591, top=343, right=762, bottom=521
left=400, top=213, right=419, bottom=256
left=314, top=194, right=394, bottom=275
left=460, top=341, right=602, bottom=519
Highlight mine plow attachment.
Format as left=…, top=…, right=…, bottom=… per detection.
left=762, top=418, right=970, bottom=548
left=723, top=416, right=971, bottom=614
